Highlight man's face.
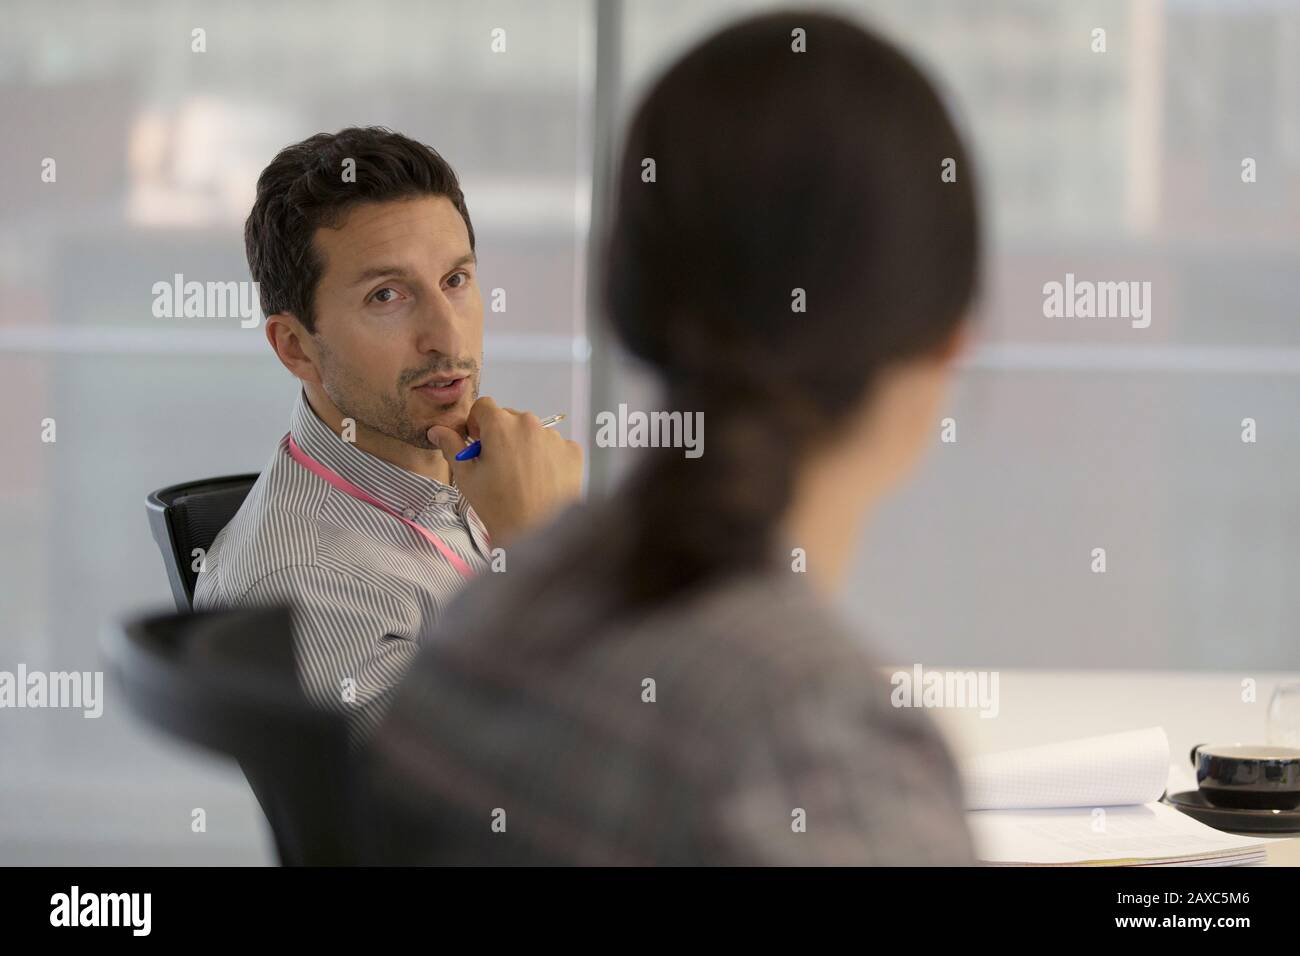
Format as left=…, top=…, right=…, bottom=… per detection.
left=307, top=195, right=483, bottom=449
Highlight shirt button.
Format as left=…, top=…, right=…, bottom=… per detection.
left=433, top=491, right=451, bottom=505
left=401, top=507, right=417, bottom=520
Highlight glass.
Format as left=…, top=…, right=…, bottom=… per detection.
left=1267, top=682, right=1300, bottom=749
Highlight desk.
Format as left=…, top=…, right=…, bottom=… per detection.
left=915, top=668, right=1300, bottom=866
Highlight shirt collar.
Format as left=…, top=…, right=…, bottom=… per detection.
left=288, top=388, right=459, bottom=517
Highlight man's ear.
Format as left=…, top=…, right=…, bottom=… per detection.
left=265, top=312, right=322, bottom=385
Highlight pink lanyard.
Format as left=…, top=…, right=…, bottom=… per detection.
left=285, top=433, right=478, bottom=580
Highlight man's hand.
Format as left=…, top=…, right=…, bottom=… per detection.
left=428, top=397, right=583, bottom=546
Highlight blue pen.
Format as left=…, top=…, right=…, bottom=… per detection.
left=454, top=414, right=566, bottom=461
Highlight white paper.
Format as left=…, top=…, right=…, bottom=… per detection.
left=961, top=726, right=1170, bottom=810
left=967, top=801, right=1274, bottom=866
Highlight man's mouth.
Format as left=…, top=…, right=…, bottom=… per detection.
left=412, top=375, right=469, bottom=403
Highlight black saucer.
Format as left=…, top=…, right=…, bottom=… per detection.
left=1164, top=790, right=1300, bottom=834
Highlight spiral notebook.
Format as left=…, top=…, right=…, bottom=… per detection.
left=960, top=727, right=1276, bottom=866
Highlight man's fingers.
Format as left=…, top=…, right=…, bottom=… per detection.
left=435, top=399, right=567, bottom=474
left=428, top=424, right=468, bottom=469
left=465, top=395, right=501, bottom=440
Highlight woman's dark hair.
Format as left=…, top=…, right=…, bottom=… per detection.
left=595, top=10, right=980, bottom=610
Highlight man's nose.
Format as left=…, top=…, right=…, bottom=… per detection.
left=414, top=288, right=470, bottom=361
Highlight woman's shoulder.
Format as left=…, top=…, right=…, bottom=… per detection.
left=386, top=501, right=974, bottom=864
left=425, top=496, right=926, bottom=734
left=652, top=566, right=894, bottom=698
left=435, top=497, right=887, bottom=682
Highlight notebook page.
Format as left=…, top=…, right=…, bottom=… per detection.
left=961, top=726, right=1170, bottom=810
left=967, top=801, right=1274, bottom=865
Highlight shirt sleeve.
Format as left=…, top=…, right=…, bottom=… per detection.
left=237, top=564, right=423, bottom=746
left=702, top=663, right=977, bottom=866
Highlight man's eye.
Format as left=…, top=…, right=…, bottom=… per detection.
left=447, top=271, right=467, bottom=289
left=371, top=287, right=399, bottom=303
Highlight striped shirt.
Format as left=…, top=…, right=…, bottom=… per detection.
left=362, top=497, right=976, bottom=865
left=193, top=388, right=492, bottom=742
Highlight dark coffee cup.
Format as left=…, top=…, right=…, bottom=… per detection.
left=1189, top=744, right=1300, bottom=810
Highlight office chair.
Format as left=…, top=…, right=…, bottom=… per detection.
left=105, top=604, right=363, bottom=866
left=146, top=474, right=258, bottom=611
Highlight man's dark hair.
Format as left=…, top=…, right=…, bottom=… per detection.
left=245, top=126, right=475, bottom=334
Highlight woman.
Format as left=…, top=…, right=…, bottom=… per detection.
left=364, top=9, right=981, bottom=865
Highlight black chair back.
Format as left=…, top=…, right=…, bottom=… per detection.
left=105, top=605, right=361, bottom=866
left=146, top=475, right=258, bottom=611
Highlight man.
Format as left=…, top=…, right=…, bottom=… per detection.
left=194, top=127, right=582, bottom=741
